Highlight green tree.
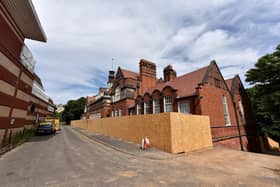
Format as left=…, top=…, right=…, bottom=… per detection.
left=246, top=44, right=280, bottom=143
left=61, top=97, right=86, bottom=125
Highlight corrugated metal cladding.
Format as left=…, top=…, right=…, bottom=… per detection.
left=1, top=0, right=47, bottom=42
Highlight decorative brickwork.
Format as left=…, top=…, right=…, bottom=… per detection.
left=84, top=59, right=260, bottom=152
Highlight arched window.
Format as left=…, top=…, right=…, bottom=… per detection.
left=222, top=96, right=231, bottom=126
left=153, top=99, right=160, bottom=114
left=164, top=96, right=173, bottom=112
left=144, top=102, right=151, bottom=114
left=136, top=104, right=142, bottom=115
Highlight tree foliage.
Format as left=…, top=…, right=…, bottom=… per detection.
left=246, top=44, right=280, bottom=143
left=61, top=97, right=86, bottom=125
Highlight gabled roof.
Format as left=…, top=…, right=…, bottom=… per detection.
left=225, top=78, right=233, bottom=91
left=226, top=75, right=245, bottom=96
left=120, top=68, right=138, bottom=80
left=144, top=66, right=208, bottom=98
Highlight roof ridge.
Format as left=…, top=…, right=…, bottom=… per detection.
left=120, top=68, right=138, bottom=74
left=176, top=65, right=209, bottom=79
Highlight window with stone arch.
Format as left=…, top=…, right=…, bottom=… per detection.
left=143, top=95, right=151, bottom=114
left=164, top=95, right=173, bottom=112
left=152, top=90, right=161, bottom=114
left=136, top=97, right=142, bottom=115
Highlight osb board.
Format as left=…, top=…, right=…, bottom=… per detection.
left=72, top=113, right=172, bottom=152
left=170, top=113, right=213, bottom=153
left=71, top=113, right=213, bottom=153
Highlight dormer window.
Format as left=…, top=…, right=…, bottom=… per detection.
left=178, top=100, right=190, bottom=114
left=164, top=96, right=173, bottom=112
left=153, top=99, right=160, bottom=114
left=144, top=102, right=151, bottom=114
left=136, top=104, right=142, bottom=115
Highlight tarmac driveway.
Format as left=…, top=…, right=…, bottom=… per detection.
left=0, top=125, right=279, bottom=187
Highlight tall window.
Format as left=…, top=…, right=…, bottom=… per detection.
left=136, top=104, right=142, bottom=115
left=222, top=96, right=231, bottom=125
left=119, top=109, right=122, bottom=117
left=178, top=100, right=190, bottom=114
left=153, top=99, right=160, bottom=114
left=164, top=96, right=173, bottom=112
left=114, top=110, right=118, bottom=117
left=144, top=102, right=151, bottom=114
left=238, top=100, right=246, bottom=125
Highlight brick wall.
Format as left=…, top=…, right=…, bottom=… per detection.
left=0, top=9, right=52, bottom=141
left=198, top=84, right=237, bottom=126
left=112, top=99, right=135, bottom=116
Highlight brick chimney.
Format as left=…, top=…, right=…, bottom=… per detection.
left=107, top=70, right=115, bottom=87
left=163, top=65, right=176, bottom=82
left=139, top=59, right=156, bottom=93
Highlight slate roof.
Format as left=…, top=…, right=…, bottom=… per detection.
left=144, top=66, right=209, bottom=98
left=121, top=68, right=139, bottom=79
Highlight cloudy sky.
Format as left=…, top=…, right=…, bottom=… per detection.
left=26, top=0, right=280, bottom=104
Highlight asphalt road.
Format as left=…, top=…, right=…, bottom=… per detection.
left=0, top=126, right=279, bottom=187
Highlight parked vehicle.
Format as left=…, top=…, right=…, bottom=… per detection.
left=45, top=117, right=60, bottom=131
left=36, top=122, right=55, bottom=135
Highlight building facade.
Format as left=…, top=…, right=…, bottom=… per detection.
left=0, top=0, right=54, bottom=144
left=84, top=60, right=260, bottom=152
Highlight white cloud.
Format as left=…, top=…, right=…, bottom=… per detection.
left=26, top=0, right=280, bottom=104
left=190, top=30, right=236, bottom=59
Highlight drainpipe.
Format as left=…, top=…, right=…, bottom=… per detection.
left=231, top=95, right=244, bottom=151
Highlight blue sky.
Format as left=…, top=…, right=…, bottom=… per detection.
left=26, top=0, right=280, bottom=104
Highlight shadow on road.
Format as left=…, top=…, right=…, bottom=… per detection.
left=28, top=131, right=62, bottom=142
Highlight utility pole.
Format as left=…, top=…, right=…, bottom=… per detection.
left=231, top=95, right=244, bottom=151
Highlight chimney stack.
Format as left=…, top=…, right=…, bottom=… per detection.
left=139, top=59, right=156, bottom=93
left=107, top=70, right=115, bottom=87
left=163, top=65, right=176, bottom=82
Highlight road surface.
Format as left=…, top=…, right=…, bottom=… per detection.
left=0, top=126, right=279, bottom=186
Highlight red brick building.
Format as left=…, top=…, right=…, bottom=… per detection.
left=0, top=0, right=54, bottom=144
left=85, top=59, right=260, bottom=152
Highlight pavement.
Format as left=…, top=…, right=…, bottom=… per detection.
left=0, top=125, right=279, bottom=187
left=72, top=127, right=178, bottom=160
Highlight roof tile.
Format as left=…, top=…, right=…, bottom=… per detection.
left=144, top=66, right=208, bottom=98
left=121, top=68, right=138, bottom=79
